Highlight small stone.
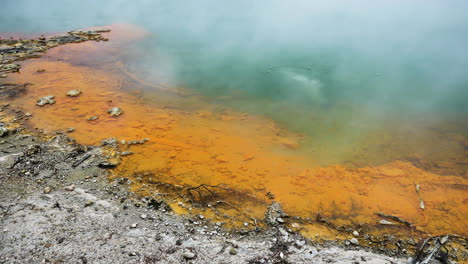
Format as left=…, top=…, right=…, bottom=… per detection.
left=66, top=128, right=75, bottom=133
left=121, top=151, right=133, bottom=156
left=87, top=116, right=99, bottom=121
left=229, top=248, right=237, bottom=255
left=36, top=96, right=55, bottom=106
left=175, top=239, right=183, bottom=246
left=25, top=112, right=32, bottom=117
left=98, top=161, right=118, bottom=169
left=130, top=223, right=137, bottom=228
left=57, top=237, right=65, bottom=244
left=0, top=127, right=8, bottom=137
left=276, top=217, right=285, bottom=224
left=352, top=230, right=359, bottom=237
left=140, top=214, right=147, bottom=219
left=37, top=69, right=46, bottom=73
left=107, top=107, right=123, bottom=116
left=243, top=222, right=249, bottom=227
left=183, top=251, right=196, bottom=260
left=84, top=200, right=94, bottom=207
left=350, top=238, right=359, bottom=245
left=379, top=219, right=393, bottom=225
left=0, top=74, right=7, bottom=78
left=64, top=185, right=75, bottom=191
left=43, top=187, right=52, bottom=194
left=295, top=240, right=306, bottom=247
left=66, top=89, right=81, bottom=97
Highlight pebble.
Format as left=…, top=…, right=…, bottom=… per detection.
left=43, top=187, right=52, bottom=194
left=24, top=112, right=32, bottom=117
left=276, top=217, right=285, bottom=224
left=0, top=127, right=8, bottom=137
left=350, top=238, right=359, bottom=246
left=379, top=219, right=393, bottom=225
left=107, top=107, right=123, bottom=116
left=66, top=89, right=81, bottom=97
left=229, top=248, right=237, bottom=255
left=140, top=214, right=147, bottom=219
left=84, top=200, right=94, bottom=207
left=121, top=151, right=133, bottom=156
left=183, top=251, right=196, bottom=260
left=130, top=223, right=138, bottom=228
left=36, top=69, right=46, bottom=73
left=295, top=240, right=306, bottom=247
left=64, top=185, right=75, bottom=191
left=352, top=230, right=359, bottom=237
left=87, top=116, right=99, bottom=121
left=36, top=96, right=55, bottom=106
left=0, top=74, right=6, bottom=78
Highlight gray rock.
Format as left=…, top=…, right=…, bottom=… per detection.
left=87, top=116, right=99, bottom=121
left=64, top=185, right=75, bottom=191
left=379, top=219, right=393, bottom=225
left=265, top=201, right=287, bottom=226
left=66, top=89, right=81, bottom=97
left=36, top=96, right=55, bottom=106
left=183, top=251, right=196, bottom=260
left=350, top=238, right=359, bottom=246
left=107, top=107, right=123, bottom=116
left=43, top=187, right=52, bottom=194
left=0, top=127, right=8, bottom=137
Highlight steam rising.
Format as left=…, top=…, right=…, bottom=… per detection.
left=2, top=0, right=467, bottom=112
left=1, top=1, right=467, bottom=166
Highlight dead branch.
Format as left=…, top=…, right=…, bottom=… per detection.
left=375, top=212, right=413, bottom=228
left=411, top=234, right=467, bottom=264
left=186, top=184, right=227, bottom=204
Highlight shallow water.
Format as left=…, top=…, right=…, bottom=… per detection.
left=1, top=24, right=467, bottom=240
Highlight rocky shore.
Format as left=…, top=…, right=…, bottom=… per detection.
left=0, top=124, right=408, bottom=263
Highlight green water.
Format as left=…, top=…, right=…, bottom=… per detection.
left=2, top=0, right=468, bottom=167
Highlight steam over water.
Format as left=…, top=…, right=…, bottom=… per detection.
left=2, top=1, right=468, bottom=110
left=2, top=1, right=468, bottom=166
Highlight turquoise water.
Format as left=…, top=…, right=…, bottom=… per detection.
left=2, top=0, right=467, bottom=166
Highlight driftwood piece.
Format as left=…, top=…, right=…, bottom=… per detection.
left=72, top=153, right=91, bottom=167
left=411, top=234, right=467, bottom=264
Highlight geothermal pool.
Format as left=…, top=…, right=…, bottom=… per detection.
left=1, top=1, right=467, bottom=242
